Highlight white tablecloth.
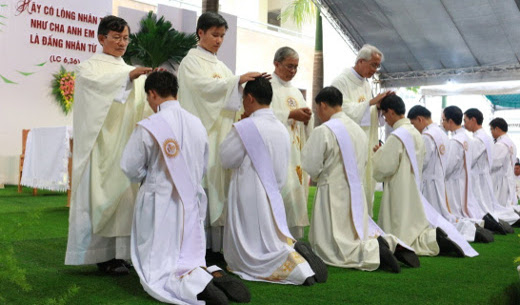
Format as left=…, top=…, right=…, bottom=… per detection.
left=21, top=126, right=72, bottom=192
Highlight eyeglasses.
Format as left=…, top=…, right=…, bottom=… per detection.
left=105, top=35, right=130, bottom=44
left=368, top=61, right=381, bottom=71
left=281, top=63, right=298, bottom=72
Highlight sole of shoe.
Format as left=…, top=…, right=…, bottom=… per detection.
left=394, top=247, right=420, bottom=268
left=294, top=242, right=328, bottom=283
left=197, top=281, right=229, bottom=305
left=436, top=227, right=464, bottom=257
left=379, top=246, right=401, bottom=273
left=213, top=273, right=251, bottom=303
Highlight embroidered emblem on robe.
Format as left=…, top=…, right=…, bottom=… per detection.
left=212, top=73, right=222, bottom=79
left=439, top=144, right=446, bottom=155
left=357, top=96, right=366, bottom=103
left=286, top=97, right=298, bottom=110
left=261, top=252, right=306, bottom=281
left=163, top=138, right=180, bottom=158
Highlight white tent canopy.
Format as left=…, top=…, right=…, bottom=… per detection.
left=421, top=80, right=520, bottom=96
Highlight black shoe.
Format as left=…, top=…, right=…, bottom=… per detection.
left=474, top=225, right=494, bottom=243
left=197, top=281, right=229, bottom=305
left=512, top=218, right=520, bottom=228
left=483, top=213, right=507, bottom=235
left=377, top=236, right=390, bottom=249
left=294, top=241, right=328, bottom=283
left=499, top=219, right=514, bottom=234
left=96, top=258, right=129, bottom=275
left=302, top=276, right=316, bottom=286
left=378, top=244, right=401, bottom=273
left=393, top=245, right=420, bottom=268
left=212, top=270, right=251, bottom=303
left=436, top=227, right=464, bottom=257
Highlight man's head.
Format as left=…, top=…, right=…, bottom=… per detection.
left=489, top=117, right=508, bottom=139
left=98, top=15, right=130, bottom=58
left=407, top=105, right=432, bottom=133
left=354, top=44, right=383, bottom=79
left=273, top=47, right=299, bottom=82
left=314, top=86, right=343, bottom=123
left=380, top=95, right=405, bottom=127
left=242, top=77, right=272, bottom=116
left=196, top=12, right=228, bottom=54
left=463, top=108, right=483, bottom=132
left=442, top=105, right=463, bottom=132
left=515, top=163, right=520, bottom=176
left=144, top=70, right=178, bottom=113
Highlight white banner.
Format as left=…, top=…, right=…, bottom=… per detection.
left=0, top=0, right=111, bottom=184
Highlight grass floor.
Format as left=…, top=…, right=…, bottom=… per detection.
left=1, top=185, right=519, bottom=304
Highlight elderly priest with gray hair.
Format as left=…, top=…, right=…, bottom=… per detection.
left=330, top=44, right=393, bottom=217
left=270, top=46, right=313, bottom=240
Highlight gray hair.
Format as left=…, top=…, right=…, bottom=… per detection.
left=274, top=46, right=299, bottom=63
left=355, top=44, right=384, bottom=63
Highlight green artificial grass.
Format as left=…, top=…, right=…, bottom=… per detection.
left=1, top=185, right=520, bottom=304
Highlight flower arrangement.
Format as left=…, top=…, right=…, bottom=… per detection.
left=51, top=66, right=75, bottom=115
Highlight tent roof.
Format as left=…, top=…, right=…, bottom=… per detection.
left=317, top=0, right=520, bottom=88
left=486, top=94, right=520, bottom=108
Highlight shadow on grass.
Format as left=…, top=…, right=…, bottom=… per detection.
left=493, top=282, right=520, bottom=305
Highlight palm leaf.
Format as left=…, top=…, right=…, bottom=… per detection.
left=0, top=74, right=17, bottom=84
left=279, top=0, right=316, bottom=28
left=123, top=11, right=198, bottom=69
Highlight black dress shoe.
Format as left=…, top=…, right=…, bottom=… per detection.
left=474, top=225, right=494, bottom=243
left=96, top=258, right=129, bottom=275
left=294, top=241, right=328, bottom=283
left=436, top=227, right=464, bottom=257
left=378, top=244, right=401, bottom=273
left=197, top=281, right=229, bottom=305
left=512, top=218, right=520, bottom=228
left=483, top=213, right=507, bottom=235
left=394, top=245, right=420, bottom=268
left=211, top=270, right=251, bottom=303
left=302, top=276, right=316, bottom=286
left=499, top=219, right=514, bottom=233
left=377, top=236, right=390, bottom=249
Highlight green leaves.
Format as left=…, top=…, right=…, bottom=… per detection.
left=123, top=11, right=198, bottom=69
left=279, top=0, right=316, bottom=29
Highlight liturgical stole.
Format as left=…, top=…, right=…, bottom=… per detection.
left=138, top=114, right=206, bottom=276
left=392, top=127, right=478, bottom=257
left=423, top=125, right=448, bottom=172
left=234, top=118, right=294, bottom=241
left=452, top=131, right=480, bottom=219
left=324, top=118, right=366, bottom=240
left=474, top=131, right=493, bottom=169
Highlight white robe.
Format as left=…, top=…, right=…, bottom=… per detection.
left=220, top=108, right=314, bottom=285
left=491, top=134, right=520, bottom=211
left=516, top=175, right=520, bottom=201
left=302, top=112, right=400, bottom=270
left=121, top=101, right=212, bottom=305
left=373, top=118, right=439, bottom=256
left=331, top=68, right=382, bottom=217
left=178, top=46, right=241, bottom=251
left=421, top=124, right=476, bottom=241
left=471, top=129, right=519, bottom=224
left=444, top=128, right=484, bottom=222
left=270, top=73, right=312, bottom=239
left=65, top=53, right=150, bottom=265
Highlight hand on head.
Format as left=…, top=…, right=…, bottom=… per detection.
left=129, top=67, right=153, bottom=81
left=239, top=72, right=271, bottom=85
